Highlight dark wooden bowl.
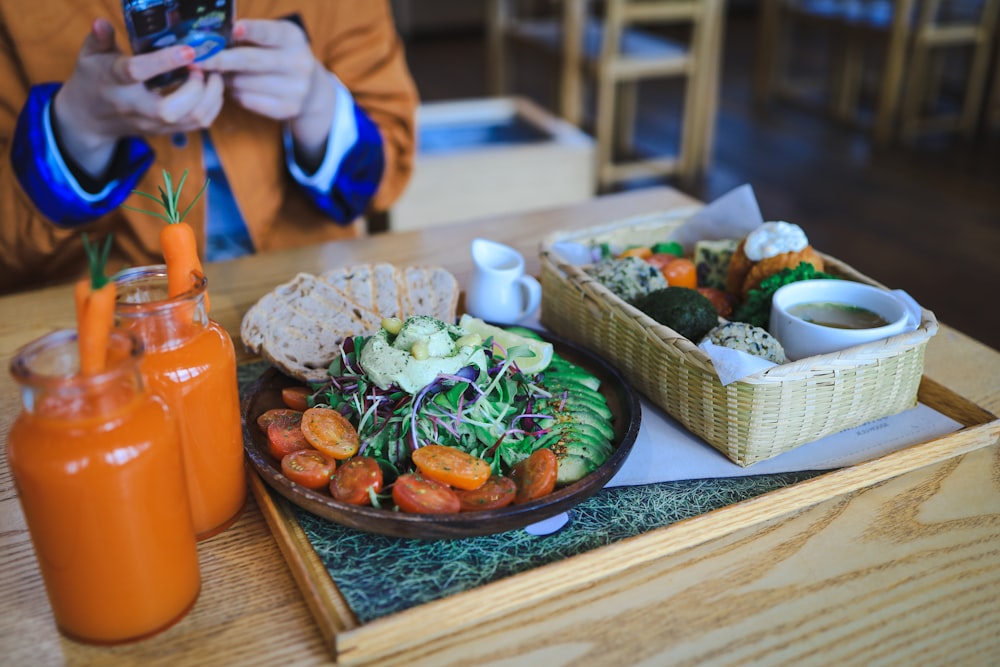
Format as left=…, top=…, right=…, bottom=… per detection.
left=241, top=330, right=641, bottom=540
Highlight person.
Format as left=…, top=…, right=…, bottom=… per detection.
left=0, top=1, right=418, bottom=293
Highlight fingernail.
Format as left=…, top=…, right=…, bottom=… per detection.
left=233, top=22, right=246, bottom=39
left=175, top=46, right=195, bottom=64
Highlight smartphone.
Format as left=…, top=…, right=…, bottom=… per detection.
left=122, top=0, right=236, bottom=90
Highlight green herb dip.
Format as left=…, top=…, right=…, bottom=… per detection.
left=359, top=316, right=487, bottom=394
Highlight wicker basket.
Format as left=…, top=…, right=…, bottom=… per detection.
left=539, top=209, right=939, bottom=466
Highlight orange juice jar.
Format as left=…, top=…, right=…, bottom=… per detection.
left=115, top=266, right=246, bottom=540
left=6, top=329, right=201, bottom=644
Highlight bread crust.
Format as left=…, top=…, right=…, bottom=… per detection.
left=240, top=264, right=460, bottom=382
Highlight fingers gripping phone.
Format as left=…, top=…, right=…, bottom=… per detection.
left=122, top=0, right=236, bottom=89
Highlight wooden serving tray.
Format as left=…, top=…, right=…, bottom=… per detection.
left=246, top=376, right=999, bottom=665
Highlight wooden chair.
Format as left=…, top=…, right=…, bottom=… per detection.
left=486, top=0, right=726, bottom=190
left=754, top=0, right=1000, bottom=144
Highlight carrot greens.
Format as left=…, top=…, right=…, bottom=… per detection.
left=122, top=169, right=211, bottom=309
left=122, top=169, right=207, bottom=226
left=75, top=233, right=117, bottom=375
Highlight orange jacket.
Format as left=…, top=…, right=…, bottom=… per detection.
left=0, top=0, right=418, bottom=293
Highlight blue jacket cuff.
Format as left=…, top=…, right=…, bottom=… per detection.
left=293, top=102, right=385, bottom=224
left=11, top=83, right=155, bottom=227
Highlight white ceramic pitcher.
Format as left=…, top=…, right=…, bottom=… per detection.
left=465, top=238, right=542, bottom=325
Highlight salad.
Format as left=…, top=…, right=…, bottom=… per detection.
left=256, top=316, right=615, bottom=514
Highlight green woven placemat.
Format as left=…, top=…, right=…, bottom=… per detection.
left=240, top=361, right=826, bottom=624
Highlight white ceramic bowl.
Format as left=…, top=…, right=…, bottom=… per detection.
left=770, top=279, right=914, bottom=361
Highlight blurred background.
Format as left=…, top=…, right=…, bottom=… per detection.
left=383, top=0, right=1000, bottom=350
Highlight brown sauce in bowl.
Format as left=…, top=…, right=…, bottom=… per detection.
left=787, top=302, right=890, bottom=329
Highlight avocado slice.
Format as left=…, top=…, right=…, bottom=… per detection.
left=535, top=423, right=612, bottom=466
left=537, top=406, right=614, bottom=441
left=555, top=454, right=596, bottom=485
left=538, top=391, right=613, bottom=420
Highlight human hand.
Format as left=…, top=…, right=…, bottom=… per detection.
left=53, top=18, right=226, bottom=177
left=202, top=19, right=337, bottom=168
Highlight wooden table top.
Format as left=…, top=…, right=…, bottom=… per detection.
left=1, top=186, right=998, bottom=666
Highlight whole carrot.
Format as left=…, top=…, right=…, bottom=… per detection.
left=123, top=169, right=211, bottom=311
left=75, top=234, right=117, bottom=375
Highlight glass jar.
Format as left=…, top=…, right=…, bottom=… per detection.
left=6, top=329, right=201, bottom=644
left=115, top=265, right=246, bottom=540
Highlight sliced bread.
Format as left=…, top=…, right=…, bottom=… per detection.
left=241, top=264, right=460, bottom=382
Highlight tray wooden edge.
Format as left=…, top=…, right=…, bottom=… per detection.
left=247, top=375, right=999, bottom=665
left=247, top=470, right=358, bottom=661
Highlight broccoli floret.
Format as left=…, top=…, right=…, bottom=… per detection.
left=634, top=287, right=719, bottom=342
left=732, top=263, right=838, bottom=328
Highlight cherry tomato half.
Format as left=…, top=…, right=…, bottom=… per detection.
left=330, top=457, right=383, bottom=505
left=267, top=420, right=311, bottom=460
left=300, top=407, right=360, bottom=460
left=256, top=408, right=302, bottom=432
left=281, top=386, right=311, bottom=411
left=281, top=449, right=335, bottom=490
left=511, top=448, right=558, bottom=504
left=411, top=444, right=491, bottom=491
left=455, top=475, right=517, bottom=512
left=392, top=473, right=461, bottom=514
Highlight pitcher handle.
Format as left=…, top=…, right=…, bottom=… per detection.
left=516, top=275, right=542, bottom=321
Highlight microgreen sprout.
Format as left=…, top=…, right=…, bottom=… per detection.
left=314, top=333, right=557, bottom=471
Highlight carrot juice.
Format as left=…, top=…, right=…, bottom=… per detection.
left=115, top=266, right=246, bottom=540
left=6, top=329, right=201, bottom=644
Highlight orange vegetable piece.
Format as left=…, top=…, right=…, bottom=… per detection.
left=300, top=407, right=360, bottom=460
left=455, top=475, right=517, bottom=512
left=266, top=420, right=311, bottom=460
left=75, top=279, right=116, bottom=375
left=411, top=444, right=491, bottom=491
left=330, top=457, right=383, bottom=505
left=618, top=246, right=653, bottom=260
left=257, top=408, right=302, bottom=432
left=74, top=234, right=117, bottom=375
left=511, top=448, right=558, bottom=504
left=281, top=386, right=311, bottom=411
left=661, top=257, right=698, bottom=289
left=281, top=450, right=336, bottom=490
left=161, top=221, right=208, bottom=309
left=122, top=169, right=210, bottom=311
left=392, top=473, right=461, bottom=514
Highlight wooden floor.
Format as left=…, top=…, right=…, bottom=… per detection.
left=401, top=9, right=1000, bottom=352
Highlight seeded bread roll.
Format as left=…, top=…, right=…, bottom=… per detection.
left=705, top=322, right=786, bottom=364
left=241, top=264, right=459, bottom=382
